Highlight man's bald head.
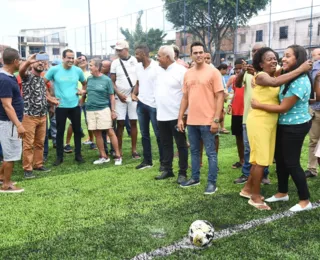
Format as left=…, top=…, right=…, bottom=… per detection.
left=312, top=48, right=320, bottom=62
left=101, top=60, right=111, bottom=75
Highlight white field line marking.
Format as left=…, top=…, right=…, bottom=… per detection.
left=132, top=202, right=320, bottom=260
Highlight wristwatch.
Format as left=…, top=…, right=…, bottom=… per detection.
left=213, top=118, right=220, bottom=123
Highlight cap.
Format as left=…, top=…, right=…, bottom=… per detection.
left=115, top=40, right=129, bottom=50
left=52, top=59, right=61, bottom=65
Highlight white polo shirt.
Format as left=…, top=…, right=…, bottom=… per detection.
left=136, top=59, right=158, bottom=108
left=110, top=56, right=138, bottom=97
left=155, top=62, right=187, bottom=121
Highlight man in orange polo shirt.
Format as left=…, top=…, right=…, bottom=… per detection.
left=177, top=41, right=224, bottom=194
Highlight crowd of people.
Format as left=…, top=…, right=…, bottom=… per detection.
left=0, top=40, right=319, bottom=213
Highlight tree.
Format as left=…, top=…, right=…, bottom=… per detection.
left=120, top=10, right=167, bottom=56
left=163, top=0, right=270, bottom=63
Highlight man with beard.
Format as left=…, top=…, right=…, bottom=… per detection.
left=20, top=52, right=59, bottom=178
left=44, top=49, right=87, bottom=166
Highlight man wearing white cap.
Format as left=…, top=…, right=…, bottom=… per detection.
left=110, top=40, right=140, bottom=158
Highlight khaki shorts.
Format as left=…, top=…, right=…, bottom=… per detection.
left=0, top=121, right=22, bottom=161
left=87, top=107, right=113, bottom=130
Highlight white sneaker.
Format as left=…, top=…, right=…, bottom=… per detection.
left=114, top=157, right=122, bottom=166
left=82, top=140, right=93, bottom=145
left=93, top=157, right=110, bottom=165
left=289, top=202, right=312, bottom=212
left=265, top=195, right=289, bottom=203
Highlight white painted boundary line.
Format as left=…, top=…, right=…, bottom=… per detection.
left=132, top=202, right=320, bottom=260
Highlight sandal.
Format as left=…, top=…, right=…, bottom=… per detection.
left=248, top=199, right=271, bottom=210
left=0, top=180, right=17, bottom=185
left=232, top=162, right=242, bottom=169
left=132, top=152, right=141, bottom=160
left=239, top=191, right=264, bottom=201
left=220, top=128, right=230, bottom=134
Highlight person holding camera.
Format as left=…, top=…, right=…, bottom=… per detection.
left=153, top=45, right=188, bottom=183
left=19, top=52, right=58, bottom=178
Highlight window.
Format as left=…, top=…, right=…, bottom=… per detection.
left=52, top=48, right=60, bottom=55
left=279, top=26, right=288, bottom=39
left=29, top=46, right=43, bottom=54
left=51, top=33, right=59, bottom=43
left=256, top=30, right=263, bottom=42
left=240, top=34, right=246, bottom=44
left=318, top=23, right=320, bottom=36
left=180, top=37, right=188, bottom=46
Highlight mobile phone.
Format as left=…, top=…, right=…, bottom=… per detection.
left=246, top=59, right=252, bottom=65
left=36, top=53, right=49, bottom=61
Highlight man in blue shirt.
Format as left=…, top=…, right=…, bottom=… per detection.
left=44, top=49, right=86, bottom=166
left=0, top=48, right=25, bottom=193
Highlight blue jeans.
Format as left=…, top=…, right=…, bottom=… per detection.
left=242, top=124, right=269, bottom=177
left=188, top=125, right=218, bottom=183
left=0, top=143, right=3, bottom=157
left=137, top=101, right=163, bottom=164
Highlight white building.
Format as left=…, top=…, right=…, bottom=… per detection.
left=236, top=13, right=320, bottom=58
left=18, top=27, right=68, bottom=61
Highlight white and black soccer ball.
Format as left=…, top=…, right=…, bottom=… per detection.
left=188, top=220, right=214, bottom=247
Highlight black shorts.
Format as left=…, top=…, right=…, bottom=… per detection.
left=231, top=115, right=243, bottom=136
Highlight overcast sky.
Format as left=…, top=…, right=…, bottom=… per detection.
left=1, top=0, right=320, bottom=51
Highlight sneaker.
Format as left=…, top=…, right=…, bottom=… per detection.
left=232, top=162, right=242, bottom=169
left=177, top=175, right=187, bottom=184
left=159, top=164, right=165, bottom=172
left=34, top=166, right=51, bottom=172
left=90, top=143, right=98, bottom=150
left=136, top=162, right=153, bottom=170
left=305, top=170, right=317, bottom=178
left=0, top=185, right=24, bottom=193
left=180, top=178, right=200, bottom=188
left=261, top=177, right=271, bottom=185
left=132, top=152, right=141, bottom=159
left=82, top=140, right=93, bottom=145
left=75, top=155, right=85, bottom=164
left=64, top=144, right=73, bottom=153
left=24, top=171, right=36, bottom=179
left=204, top=182, right=218, bottom=195
left=93, top=157, right=110, bottom=165
left=53, top=158, right=63, bottom=166
left=114, top=156, right=122, bottom=166
left=155, top=171, right=175, bottom=180
left=234, top=175, right=248, bottom=184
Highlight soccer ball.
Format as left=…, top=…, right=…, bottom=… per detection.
left=188, top=220, right=214, bottom=247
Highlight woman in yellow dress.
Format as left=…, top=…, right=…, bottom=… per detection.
left=240, top=47, right=312, bottom=210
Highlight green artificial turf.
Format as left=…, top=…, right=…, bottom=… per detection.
left=0, top=115, right=319, bottom=259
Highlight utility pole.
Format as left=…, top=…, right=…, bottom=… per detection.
left=88, top=0, right=93, bottom=58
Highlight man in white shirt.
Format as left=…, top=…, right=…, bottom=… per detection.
left=132, top=44, right=163, bottom=170
left=110, top=40, right=140, bottom=158
left=154, top=45, right=188, bottom=183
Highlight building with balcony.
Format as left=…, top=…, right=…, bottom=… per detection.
left=18, top=27, right=68, bottom=61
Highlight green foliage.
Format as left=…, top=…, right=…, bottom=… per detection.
left=163, top=0, right=270, bottom=62
left=120, top=10, right=167, bottom=55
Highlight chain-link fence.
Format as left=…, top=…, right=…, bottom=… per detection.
left=6, top=0, right=320, bottom=65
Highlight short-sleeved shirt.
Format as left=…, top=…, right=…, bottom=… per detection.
left=242, top=72, right=253, bottom=124
left=278, top=74, right=312, bottom=125
left=45, top=64, right=85, bottom=108
left=183, top=64, right=224, bottom=125
left=0, top=70, right=24, bottom=121
left=310, top=60, right=320, bottom=110
left=86, top=74, right=114, bottom=111
left=110, top=56, right=138, bottom=97
left=136, top=60, right=158, bottom=108
left=155, top=62, right=187, bottom=121
left=21, top=72, right=48, bottom=116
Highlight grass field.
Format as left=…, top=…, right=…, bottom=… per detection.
left=0, top=115, right=320, bottom=259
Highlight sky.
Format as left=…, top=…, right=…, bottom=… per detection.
left=1, top=0, right=320, bottom=53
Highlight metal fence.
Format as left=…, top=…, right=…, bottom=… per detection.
left=4, top=0, right=320, bottom=64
